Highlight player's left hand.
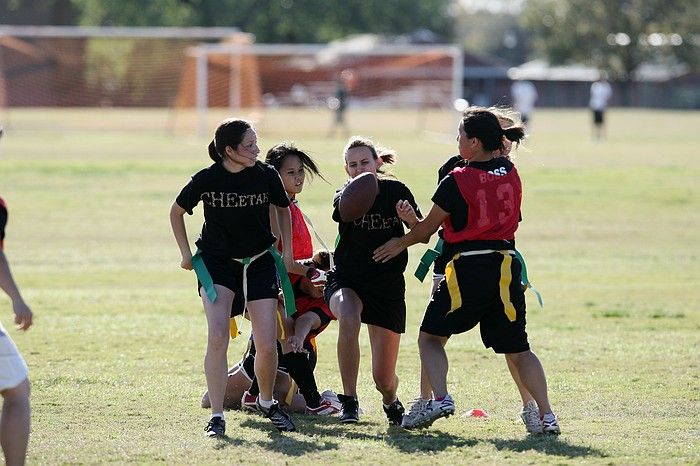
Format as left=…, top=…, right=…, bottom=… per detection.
left=372, top=237, right=405, bottom=263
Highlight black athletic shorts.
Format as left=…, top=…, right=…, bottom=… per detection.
left=324, top=269, right=406, bottom=333
left=433, top=252, right=449, bottom=276
left=197, top=250, right=280, bottom=317
left=593, top=110, right=604, bottom=125
left=421, top=251, right=529, bottom=354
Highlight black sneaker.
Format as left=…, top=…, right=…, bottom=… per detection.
left=204, top=416, right=225, bottom=438
left=257, top=400, right=296, bottom=432
left=383, top=398, right=405, bottom=426
left=337, top=394, right=360, bottom=423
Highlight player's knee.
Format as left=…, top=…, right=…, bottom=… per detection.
left=337, top=307, right=361, bottom=326
left=417, top=331, right=440, bottom=347
left=253, top=340, right=277, bottom=360
left=373, top=373, right=397, bottom=394
left=207, top=330, right=229, bottom=352
left=2, top=378, right=30, bottom=404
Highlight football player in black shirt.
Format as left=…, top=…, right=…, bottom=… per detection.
left=170, top=119, right=305, bottom=435
left=324, top=136, right=422, bottom=425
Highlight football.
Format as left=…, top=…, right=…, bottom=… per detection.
left=338, top=172, right=378, bottom=222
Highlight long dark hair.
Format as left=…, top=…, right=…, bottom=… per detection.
left=207, top=118, right=252, bottom=163
left=462, top=108, right=525, bottom=152
left=265, top=142, right=325, bottom=182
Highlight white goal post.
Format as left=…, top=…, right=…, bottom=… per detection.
left=187, top=42, right=463, bottom=136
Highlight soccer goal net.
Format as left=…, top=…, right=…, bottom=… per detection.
left=0, top=27, right=462, bottom=135
left=177, top=38, right=463, bottom=135
left=0, top=26, right=246, bottom=132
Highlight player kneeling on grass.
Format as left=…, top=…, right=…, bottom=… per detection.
left=373, top=108, right=560, bottom=434
left=324, top=137, right=423, bottom=425
left=170, top=119, right=308, bottom=436
left=259, top=143, right=340, bottom=415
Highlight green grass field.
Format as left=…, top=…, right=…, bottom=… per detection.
left=1, top=107, right=699, bottom=465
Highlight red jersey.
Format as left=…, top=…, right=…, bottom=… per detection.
left=286, top=199, right=336, bottom=337
left=290, top=200, right=314, bottom=260
left=442, top=164, right=522, bottom=243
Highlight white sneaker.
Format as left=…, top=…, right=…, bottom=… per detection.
left=401, top=397, right=429, bottom=428
left=320, top=389, right=342, bottom=412
left=402, top=394, right=455, bottom=429
left=520, top=400, right=542, bottom=434
left=542, top=412, right=561, bottom=435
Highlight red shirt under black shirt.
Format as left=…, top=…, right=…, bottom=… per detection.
left=432, top=157, right=521, bottom=253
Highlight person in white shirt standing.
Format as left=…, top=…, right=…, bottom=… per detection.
left=589, top=72, right=613, bottom=140
left=510, top=79, right=538, bottom=128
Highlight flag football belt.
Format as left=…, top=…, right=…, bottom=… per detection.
left=417, top=242, right=543, bottom=307
left=512, top=249, right=543, bottom=308
left=444, top=249, right=542, bottom=323
left=414, top=238, right=445, bottom=282
left=191, top=245, right=297, bottom=339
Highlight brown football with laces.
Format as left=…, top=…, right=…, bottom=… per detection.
left=338, top=172, right=378, bottom=222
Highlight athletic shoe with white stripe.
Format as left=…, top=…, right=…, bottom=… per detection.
left=320, top=389, right=342, bottom=412
left=257, top=399, right=296, bottom=432
left=337, top=394, right=360, bottom=423
left=306, top=398, right=340, bottom=415
left=383, top=398, right=405, bottom=425
left=541, top=412, right=561, bottom=435
left=204, top=416, right=226, bottom=438
left=401, top=394, right=455, bottom=429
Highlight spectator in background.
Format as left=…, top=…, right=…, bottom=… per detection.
left=327, top=70, right=353, bottom=138
left=589, top=72, right=613, bottom=141
left=510, top=79, right=538, bottom=128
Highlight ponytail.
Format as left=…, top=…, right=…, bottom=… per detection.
left=343, top=136, right=398, bottom=177
left=376, top=147, right=396, bottom=169
left=503, top=126, right=526, bottom=145
left=207, top=139, right=221, bottom=162
left=462, top=107, right=526, bottom=153
left=208, top=118, right=252, bottom=163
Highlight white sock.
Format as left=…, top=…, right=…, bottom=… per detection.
left=211, top=412, right=224, bottom=421
left=258, top=397, right=275, bottom=409
left=383, top=398, right=398, bottom=409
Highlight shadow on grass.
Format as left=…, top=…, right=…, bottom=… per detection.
left=235, top=416, right=477, bottom=456
left=210, top=436, right=246, bottom=450
left=239, top=416, right=342, bottom=456
left=489, top=436, right=607, bottom=459
left=229, top=413, right=604, bottom=460
left=385, top=427, right=478, bottom=453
